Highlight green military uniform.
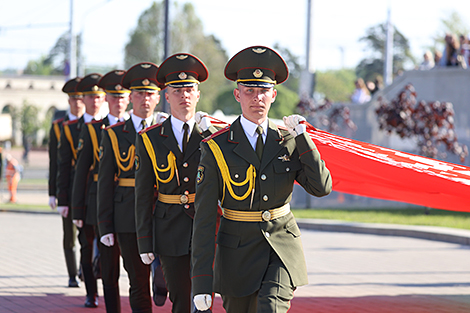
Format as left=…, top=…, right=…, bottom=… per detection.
left=191, top=46, right=332, bottom=313
left=98, top=63, right=161, bottom=313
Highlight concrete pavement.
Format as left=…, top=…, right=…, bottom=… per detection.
left=1, top=211, right=469, bottom=312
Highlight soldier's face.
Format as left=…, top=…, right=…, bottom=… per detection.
left=234, top=85, right=277, bottom=124
left=83, top=94, right=105, bottom=116
left=130, top=90, right=160, bottom=119
left=165, top=86, right=200, bottom=121
left=106, top=93, right=129, bottom=118
left=68, top=96, right=84, bottom=116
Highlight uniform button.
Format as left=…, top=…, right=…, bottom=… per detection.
left=183, top=177, right=189, bottom=183
left=183, top=162, right=188, bottom=168
left=265, top=232, right=270, bottom=238
left=263, top=195, right=268, bottom=201
left=234, top=173, right=239, bottom=179
left=161, top=164, right=165, bottom=168
left=184, top=190, right=189, bottom=195
left=286, top=167, right=290, bottom=172
left=261, top=174, right=267, bottom=180
left=184, top=204, right=190, bottom=209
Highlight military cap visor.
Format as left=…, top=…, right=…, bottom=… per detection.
left=122, top=62, right=162, bottom=92
left=98, top=70, right=130, bottom=95
left=225, top=46, right=288, bottom=87
left=76, top=73, right=105, bottom=95
left=62, top=77, right=83, bottom=97
left=157, top=53, right=208, bottom=88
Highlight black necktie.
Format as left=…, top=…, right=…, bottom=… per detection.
left=141, top=119, right=147, bottom=131
left=182, top=123, right=189, bottom=153
left=256, top=125, right=264, bottom=160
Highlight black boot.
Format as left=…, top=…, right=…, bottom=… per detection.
left=64, top=248, right=79, bottom=287
left=82, top=263, right=98, bottom=308
left=152, top=259, right=168, bottom=306
left=103, top=285, right=121, bottom=313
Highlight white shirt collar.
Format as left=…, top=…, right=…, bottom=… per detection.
left=83, top=112, right=101, bottom=123
left=171, top=115, right=195, bottom=152
left=107, top=114, right=122, bottom=126
left=240, top=115, right=268, bottom=137
left=68, top=112, right=78, bottom=121
left=131, top=114, right=153, bottom=132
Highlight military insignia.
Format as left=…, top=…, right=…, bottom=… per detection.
left=91, top=74, right=99, bottom=79
left=99, top=146, right=104, bottom=160
left=178, top=72, right=188, bottom=80
left=135, top=155, right=140, bottom=171
left=115, top=70, right=125, bottom=75
left=92, top=85, right=99, bottom=91
left=176, top=55, right=188, bottom=60
left=142, top=79, right=150, bottom=86
left=278, top=154, right=290, bottom=162
left=252, top=48, right=266, bottom=54
left=197, top=165, right=204, bottom=184
left=253, top=69, right=263, bottom=78
left=77, top=138, right=84, bottom=151
left=115, top=84, right=122, bottom=90
left=141, top=64, right=151, bottom=69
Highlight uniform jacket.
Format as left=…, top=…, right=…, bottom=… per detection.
left=135, top=117, right=216, bottom=257
left=57, top=116, right=84, bottom=206
left=71, top=116, right=110, bottom=226
left=48, top=115, right=68, bottom=197
left=98, top=118, right=143, bottom=235
left=191, top=117, right=332, bottom=297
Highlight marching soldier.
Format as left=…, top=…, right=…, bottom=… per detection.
left=98, top=62, right=165, bottom=313
left=134, top=53, right=217, bottom=313
left=58, top=73, right=106, bottom=308
left=72, top=70, right=130, bottom=312
left=50, top=77, right=84, bottom=287
left=191, top=46, right=332, bottom=313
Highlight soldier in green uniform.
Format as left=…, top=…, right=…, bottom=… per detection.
left=135, top=53, right=217, bottom=313
left=58, top=73, right=106, bottom=308
left=98, top=62, right=166, bottom=313
left=49, top=77, right=84, bottom=288
left=72, top=70, right=130, bottom=312
left=191, top=46, right=332, bottom=313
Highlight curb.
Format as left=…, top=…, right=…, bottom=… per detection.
left=297, top=218, right=470, bottom=246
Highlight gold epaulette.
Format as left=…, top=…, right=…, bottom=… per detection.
left=202, top=126, right=230, bottom=143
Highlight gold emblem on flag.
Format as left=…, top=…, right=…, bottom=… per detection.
left=253, top=69, right=263, bottom=78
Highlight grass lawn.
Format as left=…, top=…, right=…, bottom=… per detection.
left=293, top=207, right=470, bottom=230
left=1, top=202, right=50, bottom=212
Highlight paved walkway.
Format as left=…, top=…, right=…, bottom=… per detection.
left=1, top=211, right=469, bottom=312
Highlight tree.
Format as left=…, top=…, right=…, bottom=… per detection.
left=314, top=68, right=356, bottom=103
left=124, top=1, right=230, bottom=113
left=273, top=43, right=301, bottom=94
left=356, top=23, right=415, bottom=82
left=23, top=32, right=69, bottom=75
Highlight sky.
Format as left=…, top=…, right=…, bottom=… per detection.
left=1, top=0, right=470, bottom=74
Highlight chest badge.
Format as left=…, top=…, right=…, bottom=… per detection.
left=278, top=154, right=290, bottom=162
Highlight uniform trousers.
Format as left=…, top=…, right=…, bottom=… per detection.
left=78, top=224, right=98, bottom=298
left=221, top=249, right=294, bottom=313
left=100, top=236, right=121, bottom=312
left=159, top=254, right=192, bottom=313
left=117, top=232, right=152, bottom=313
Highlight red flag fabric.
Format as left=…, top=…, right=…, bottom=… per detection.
left=207, top=116, right=470, bottom=212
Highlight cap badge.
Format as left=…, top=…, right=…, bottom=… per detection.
left=91, top=74, right=99, bottom=79
left=92, top=85, right=99, bottom=91
left=178, top=72, right=188, bottom=80
left=115, top=70, right=125, bottom=75
left=141, top=64, right=151, bottom=69
left=253, top=69, right=263, bottom=78
left=176, top=55, right=188, bottom=60
left=252, top=48, right=266, bottom=54
left=115, top=84, right=122, bottom=90
left=142, top=79, right=150, bottom=86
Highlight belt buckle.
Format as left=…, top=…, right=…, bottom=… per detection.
left=262, top=210, right=271, bottom=222
left=180, top=194, right=189, bottom=204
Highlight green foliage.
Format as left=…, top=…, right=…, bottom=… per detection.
left=23, top=32, right=68, bottom=75
left=315, top=69, right=356, bottom=102
left=213, top=84, right=299, bottom=119
left=273, top=43, right=301, bottom=94
left=356, top=23, right=415, bottom=82
left=20, top=101, right=41, bottom=137
left=23, top=55, right=56, bottom=75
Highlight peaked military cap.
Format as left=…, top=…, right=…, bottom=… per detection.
left=225, top=46, right=288, bottom=88
left=98, top=70, right=130, bottom=96
left=62, top=77, right=83, bottom=98
left=122, top=62, right=162, bottom=92
left=76, top=73, right=105, bottom=95
left=156, top=53, right=208, bottom=88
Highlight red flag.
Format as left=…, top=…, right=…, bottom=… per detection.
left=207, top=116, right=470, bottom=212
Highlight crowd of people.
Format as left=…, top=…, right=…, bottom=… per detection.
left=419, top=33, right=470, bottom=70
left=48, top=46, right=332, bottom=313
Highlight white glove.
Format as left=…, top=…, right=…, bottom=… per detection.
left=73, top=219, right=83, bottom=228
left=140, top=252, right=155, bottom=265
left=100, top=233, right=114, bottom=247
left=283, top=114, right=307, bottom=137
left=57, top=205, right=68, bottom=218
left=195, top=111, right=211, bottom=131
left=194, top=294, right=212, bottom=311
left=49, top=196, right=57, bottom=210
left=156, top=112, right=169, bottom=124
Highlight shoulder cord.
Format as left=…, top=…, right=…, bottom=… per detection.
left=53, top=123, right=61, bottom=142
left=87, top=124, right=100, bottom=170
left=63, top=124, right=77, bottom=160
left=107, top=128, right=135, bottom=176
left=206, top=139, right=256, bottom=203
